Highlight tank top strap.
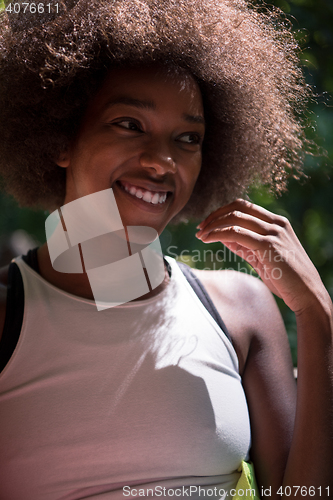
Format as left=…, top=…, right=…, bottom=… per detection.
left=0, top=251, right=232, bottom=373
left=176, top=261, right=232, bottom=344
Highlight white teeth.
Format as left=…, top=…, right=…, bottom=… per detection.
left=121, top=182, right=168, bottom=205
left=151, top=193, right=160, bottom=204
left=143, top=191, right=153, bottom=203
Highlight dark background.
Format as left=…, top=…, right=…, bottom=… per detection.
left=1, top=0, right=332, bottom=364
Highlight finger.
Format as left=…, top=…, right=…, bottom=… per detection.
left=197, top=198, right=287, bottom=231
left=196, top=211, right=279, bottom=240
left=198, top=225, right=266, bottom=252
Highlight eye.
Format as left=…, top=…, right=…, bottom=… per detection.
left=177, top=133, right=202, bottom=145
left=113, top=119, right=143, bottom=132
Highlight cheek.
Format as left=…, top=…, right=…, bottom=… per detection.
left=187, top=155, right=202, bottom=189
left=177, top=159, right=202, bottom=209
left=71, top=143, right=119, bottom=178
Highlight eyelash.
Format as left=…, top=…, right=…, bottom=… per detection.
left=113, top=119, right=142, bottom=132
left=178, top=133, right=202, bottom=145
left=112, top=119, right=202, bottom=146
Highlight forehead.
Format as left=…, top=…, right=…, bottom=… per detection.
left=86, top=65, right=204, bottom=116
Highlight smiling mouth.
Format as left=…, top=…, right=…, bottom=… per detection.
left=117, top=180, right=171, bottom=205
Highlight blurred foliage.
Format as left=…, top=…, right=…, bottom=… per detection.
left=0, top=194, right=46, bottom=244
left=1, top=0, right=333, bottom=364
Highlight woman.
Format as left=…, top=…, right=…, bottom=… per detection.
left=0, top=1, right=332, bottom=499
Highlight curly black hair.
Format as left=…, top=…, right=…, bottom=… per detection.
left=0, top=0, right=311, bottom=221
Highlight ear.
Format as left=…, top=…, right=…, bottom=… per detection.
left=56, top=151, right=70, bottom=168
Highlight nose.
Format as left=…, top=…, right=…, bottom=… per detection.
left=139, top=141, right=176, bottom=175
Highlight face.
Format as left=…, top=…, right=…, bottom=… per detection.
left=58, top=65, right=205, bottom=234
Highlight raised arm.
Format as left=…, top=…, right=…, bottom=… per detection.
left=196, top=199, right=333, bottom=498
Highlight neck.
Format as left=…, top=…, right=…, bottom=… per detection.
left=37, top=244, right=169, bottom=303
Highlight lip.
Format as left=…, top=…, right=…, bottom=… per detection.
left=114, top=180, right=173, bottom=213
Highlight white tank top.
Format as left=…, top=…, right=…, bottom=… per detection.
left=0, top=256, right=251, bottom=500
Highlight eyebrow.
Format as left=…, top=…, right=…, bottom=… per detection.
left=182, top=113, right=205, bottom=125
left=105, top=97, right=205, bottom=125
left=105, top=97, right=156, bottom=111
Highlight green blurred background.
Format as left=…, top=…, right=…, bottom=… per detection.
left=1, top=0, right=332, bottom=364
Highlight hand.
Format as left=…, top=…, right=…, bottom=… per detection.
left=196, top=199, right=326, bottom=313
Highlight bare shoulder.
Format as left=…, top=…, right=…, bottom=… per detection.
left=191, top=268, right=289, bottom=374
left=0, top=265, right=9, bottom=342
left=192, top=267, right=276, bottom=311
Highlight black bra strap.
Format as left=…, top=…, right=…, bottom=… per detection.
left=0, top=247, right=39, bottom=373
left=0, top=262, right=25, bottom=373
left=22, top=247, right=40, bottom=273
left=176, top=261, right=232, bottom=344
